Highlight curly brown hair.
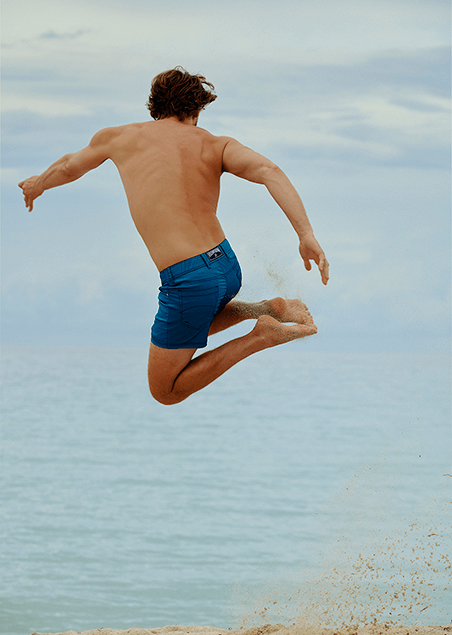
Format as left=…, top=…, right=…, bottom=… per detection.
left=146, top=67, right=217, bottom=121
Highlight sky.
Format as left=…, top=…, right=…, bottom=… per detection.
left=2, top=0, right=451, bottom=351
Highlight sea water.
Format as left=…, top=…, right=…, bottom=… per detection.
left=1, top=345, right=451, bottom=635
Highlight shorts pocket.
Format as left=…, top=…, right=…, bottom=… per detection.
left=179, top=287, right=219, bottom=331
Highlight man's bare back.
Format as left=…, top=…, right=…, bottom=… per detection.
left=101, top=117, right=227, bottom=270
left=18, top=67, right=329, bottom=404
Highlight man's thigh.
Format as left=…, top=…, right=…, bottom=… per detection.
left=147, top=342, right=196, bottom=400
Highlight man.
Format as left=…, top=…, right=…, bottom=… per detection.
left=19, top=67, right=329, bottom=405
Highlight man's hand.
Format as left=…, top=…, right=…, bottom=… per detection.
left=18, top=176, right=44, bottom=212
left=299, top=233, right=329, bottom=285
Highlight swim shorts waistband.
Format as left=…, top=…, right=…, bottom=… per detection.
left=159, top=239, right=235, bottom=285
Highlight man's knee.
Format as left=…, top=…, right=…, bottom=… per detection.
left=148, top=379, right=184, bottom=406
left=150, top=390, right=180, bottom=406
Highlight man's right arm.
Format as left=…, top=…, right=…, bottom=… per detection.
left=18, top=127, right=119, bottom=212
left=222, top=138, right=329, bottom=285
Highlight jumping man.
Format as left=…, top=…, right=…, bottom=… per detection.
left=19, top=67, right=329, bottom=405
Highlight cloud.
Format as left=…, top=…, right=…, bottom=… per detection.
left=3, top=1, right=450, bottom=96
left=3, top=0, right=450, bottom=55
left=207, top=49, right=450, bottom=170
left=39, top=29, right=87, bottom=40
left=2, top=98, right=93, bottom=118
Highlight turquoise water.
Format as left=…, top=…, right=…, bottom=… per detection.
left=1, top=346, right=451, bottom=634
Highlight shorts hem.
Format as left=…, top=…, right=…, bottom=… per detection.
left=150, top=336, right=208, bottom=350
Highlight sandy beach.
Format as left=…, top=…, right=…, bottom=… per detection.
left=30, top=622, right=452, bottom=635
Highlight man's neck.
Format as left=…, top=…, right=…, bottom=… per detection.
left=160, top=115, right=199, bottom=126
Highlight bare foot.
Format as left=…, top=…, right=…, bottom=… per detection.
left=259, top=297, right=315, bottom=325
left=208, top=297, right=316, bottom=337
left=253, top=314, right=317, bottom=348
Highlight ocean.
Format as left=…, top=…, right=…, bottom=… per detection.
left=1, top=344, right=451, bottom=635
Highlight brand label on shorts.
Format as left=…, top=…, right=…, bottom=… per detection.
left=206, top=247, right=223, bottom=261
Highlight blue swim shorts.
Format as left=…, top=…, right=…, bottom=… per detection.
left=151, top=239, right=242, bottom=349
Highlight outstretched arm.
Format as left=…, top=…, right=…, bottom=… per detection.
left=18, top=127, right=117, bottom=211
left=222, top=138, right=329, bottom=285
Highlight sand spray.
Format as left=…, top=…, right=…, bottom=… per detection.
left=231, top=467, right=451, bottom=630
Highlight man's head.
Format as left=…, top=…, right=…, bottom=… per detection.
left=146, top=67, right=217, bottom=121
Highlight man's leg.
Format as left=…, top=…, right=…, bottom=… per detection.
left=148, top=298, right=316, bottom=405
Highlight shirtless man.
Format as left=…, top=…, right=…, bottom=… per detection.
left=19, top=67, right=329, bottom=405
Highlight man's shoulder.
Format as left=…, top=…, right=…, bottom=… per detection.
left=197, top=126, right=231, bottom=141
left=196, top=128, right=235, bottom=148
left=91, top=121, right=152, bottom=142
left=89, top=124, right=130, bottom=146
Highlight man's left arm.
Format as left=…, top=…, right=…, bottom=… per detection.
left=18, top=127, right=118, bottom=211
left=222, top=137, right=329, bottom=285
